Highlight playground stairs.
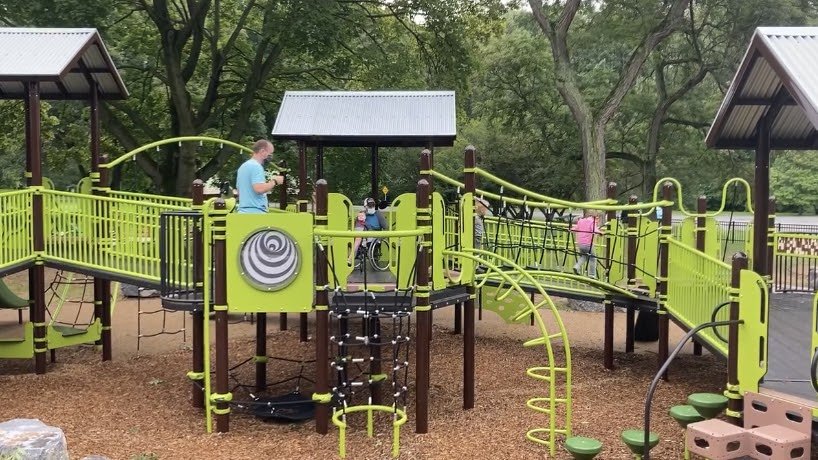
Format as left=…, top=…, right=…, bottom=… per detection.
left=685, top=391, right=813, bottom=459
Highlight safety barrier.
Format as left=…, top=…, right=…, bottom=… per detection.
left=0, top=189, right=34, bottom=272
left=773, top=232, right=818, bottom=292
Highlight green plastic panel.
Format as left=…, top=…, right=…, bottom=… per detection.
left=225, top=212, right=314, bottom=313
left=606, top=219, right=625, bottom=285
left=390, top=193, right=418, bottom=290
left=327, top=193, right=353, bottom=289
left=47, top=319, right=101, bottom=349
left=636, top=219, right=659, bottom=295
left=679, top=216, right=719, bottom=259
left=737, top=269, right=768, bottom=397
left=480, top=286, right=531, bottom=324
left=0, top=190, right=34, bottom=271
left=0, top=322, right=34, bottom=359
left=454, top=193, right=474, bottom=284
left=432, top=192, right=445, bottom=290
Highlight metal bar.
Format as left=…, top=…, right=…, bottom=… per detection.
left=213, top=199, right=229, bottom=432
left=298, top=141, right=309, bottom=343
left=727, top=252, right=748, bottom=424
left=657, top=182, right=673, bottom=379
left=604, top=297, right=614, bottom=369
left=315, top=179, right=330, bottom=435
left=26, top=81, right=46, bottom=374
left=627, top=195, right=638, bottom=284
left=191, top=180, right=205, bottom=409
left=278, top=165, right=289, bottom=331
left=753, top=114, right=770, bottom=275
left=464, top=145, right=476, bottom=410
left=693, top=196, right=707, bottom=356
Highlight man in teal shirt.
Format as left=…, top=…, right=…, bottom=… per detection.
left=236, top=139, right=283, bottom=213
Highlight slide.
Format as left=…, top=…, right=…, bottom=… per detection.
left=0, top=279, right=28, bottom=309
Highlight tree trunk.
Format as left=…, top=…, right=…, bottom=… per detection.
left=579, top=121, right=607, bottom=202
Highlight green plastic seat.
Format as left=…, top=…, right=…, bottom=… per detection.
left=564, top=436, right=603, bottom=460
left=669, top=405, right=705, bottom=428
left=686, top=393, right=728, bottom=419
left=621, top=429, right=659, bottom=457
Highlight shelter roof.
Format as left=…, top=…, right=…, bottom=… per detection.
left=0, top=27, right=128, bottom=100
left=271, top=91, right=456, bottom=147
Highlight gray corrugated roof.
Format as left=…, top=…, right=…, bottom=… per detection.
left=271, top=91, right=456, bottom=147
left=0, top=27, right=128, bottom=100
left=707, top=27, right=818, bottom=149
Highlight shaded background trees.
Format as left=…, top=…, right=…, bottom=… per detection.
left=1, top=0, right=817, bottom=209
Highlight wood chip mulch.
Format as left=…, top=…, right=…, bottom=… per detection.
left=0, top=321, right=724, bottom=459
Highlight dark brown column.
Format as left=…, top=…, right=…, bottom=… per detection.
left=98, top=158, right=112, bottom=361
left=753, top=117, right=770, bottom=276
left=191, top=180, right=205, bottom=408
left=415, top=178, right=431, bottom=433
left=26, top=81, right=47, bottom=374
left=657, top=182, right=673, bottom=379
left=767, top=197, right=776, bottom=277
left=315, top=145, right=324, bottom=180
left=297, top=141, right=309, bottom=342
left=627, top=195, right=638, bottom=285
left=370, top=146, right=379, bottom=200
left=420, top=150, right=433, bottom=343
left=463, top=145, right=476, bottom=410
left=255, top=313, right=267, bottom=392
left=603, top=297, right=614, bottom=369
left=278, top=165, right=289, bottom=331
left=314, top=179, right=330, bottom=434
left=726, top=252, right=748, bottom=425
left=213, top=199, right=230, bottom=432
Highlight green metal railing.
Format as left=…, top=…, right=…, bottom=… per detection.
left=665, top=237, right=732, bottom=355
left=107, top=190, right=193, bottom=209
left=42, top=190, right=189, bottom=283
left=0, top=189, right=35, bottom=271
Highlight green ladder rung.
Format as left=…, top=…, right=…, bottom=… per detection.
left=523, top=333, right=564, bottom=347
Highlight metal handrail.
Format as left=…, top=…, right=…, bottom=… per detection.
left=811, top=348, right=818, bottom=393
left=642, top=318, right=743, bottom=460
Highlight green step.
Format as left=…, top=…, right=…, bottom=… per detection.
left=686, top=393, right=728, bottom=419
left=620, top=430, right=659, bottom=455
left=669, top=405, right=705, bottom=428
left=564, top=436, right=603, bottom=460
left=51, top=325, right=88, bottom=337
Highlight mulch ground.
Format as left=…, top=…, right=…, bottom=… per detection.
left=0, top=317, right=725, bottom=460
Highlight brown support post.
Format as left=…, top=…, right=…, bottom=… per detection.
left=213, top=199, right=230, bottom=432
left=314, top=179, right=330, bottom=434
left=277, top=165, right=289, bottom=331
left=255, top=314, right=267, bottom=392
left=316, top=145, right=324, bottom=180
left=463, top=145, right=476, bottom=410
left=415, top=178, right=432, bottom=432
left=90, top=88, right=105, bottom=359
left=26, top=81, right=47, bottom=374
left=605, top=181, right=618, bottom=280
left=98, top=160, right=112, bottom=361
left=657, top=182, right=673, bottom=379
left=627, top=195, right=638, bottom=285
left=727, top=252, right=748, bottom=425
left=692, top=196, right=708, bottom=356
left=298, top=141, right=309, bottom=342
left=371, top=146, right=379, bottom=200
left=453, top=302, right=462, bottom=334
left=420, top=150, right=433, bottom=344
left=767, top=197, right=776, bottom=277
left=603, top=297, right=614, bottom=369
left=752, top=116, right=770, bottom=276
left=190, top=180, right=205, bottom=409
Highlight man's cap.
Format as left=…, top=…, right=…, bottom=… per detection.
left=364, top=197, right=376, bottom=207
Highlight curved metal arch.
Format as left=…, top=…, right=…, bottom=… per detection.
left=649, top=177, right=753, bottom=217
left=100, top=136, right=253, bottom=170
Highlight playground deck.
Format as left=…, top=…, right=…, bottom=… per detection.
left=761, top=292, right=818, bottom=408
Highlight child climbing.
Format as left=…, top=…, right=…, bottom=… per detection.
left=571, top=210, right=601, bottom=278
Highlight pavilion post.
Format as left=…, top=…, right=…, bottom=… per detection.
left=297, top=141, right=309, bottom=342
left=314, top=179, right=330, bottom=434
left=692, top=195, right=708, bottom=356
left=26, top=81, right=47, bottom=374
left=463, top=145, right=476, bottom=410
left=767, top=197, right=776, bottom=277
left=278, top=164, right=289, bottom=331
left=420, top=150, right=433, bottom=344
left=657, top=181, right=674, bottom=379
left=726, top=252, right=748, bottom=425
left=213, top=199, right=230, bottom=432
left=191, top=180, right=205, bottom=408
left=415, top=178, right=432, bottom=433
left=752, top=115, right=770, bottom=276
left=370, top=146, right=379, bottom=200
left=316, top=145, right=324, bottom=180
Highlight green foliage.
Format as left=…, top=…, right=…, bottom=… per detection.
left=771, top=151, right=818, bottom=214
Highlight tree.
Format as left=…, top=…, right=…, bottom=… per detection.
left=771, top=151, right=818, bottom=214
left=528, top=0, right=689, bottom=201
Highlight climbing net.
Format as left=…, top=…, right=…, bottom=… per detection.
left=319, top=230, right=419, bottom=457
left=44, top=270, right=96, bottom=331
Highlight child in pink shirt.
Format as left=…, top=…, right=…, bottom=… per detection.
left=571, top=210, right=602, bottom=278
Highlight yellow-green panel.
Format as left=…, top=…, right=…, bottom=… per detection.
left=390, top=193, right=418, bottom=290
left=638, top=220, right=659, bottom=296
left=327, top=193, right=353, bottom=289
left=0, top=322, right=34, bottom=359
left=455, top=193, right=474, bottom=284
left=679, top=217, right=719, bottom=260
left=480, top=286, right=531, bottom=324
left=225, top=213, right=314, bottom=313
left=606, top=219, right=625, bottom=284
left=432, top=192, right=445, bottom=290
left=737, top=269, right=768, bottom=396
left=47, top=319, right=102, bottom=349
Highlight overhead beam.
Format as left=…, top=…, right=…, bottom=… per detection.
left=733, top=96, right=796, bottom=106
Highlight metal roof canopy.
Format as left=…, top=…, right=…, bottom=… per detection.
left=0, top=27, right=128, bottom=100
left=706, top=27, right=818, bottom=150
left=703, top=27, right=818, bottom=279
left=271, top=91, right=456, bottom=147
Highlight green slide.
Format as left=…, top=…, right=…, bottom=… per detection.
left=0, top=279, right=28, bottom=309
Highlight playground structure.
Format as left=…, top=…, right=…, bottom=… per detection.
left=1, top=26, right=818, bottom=460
